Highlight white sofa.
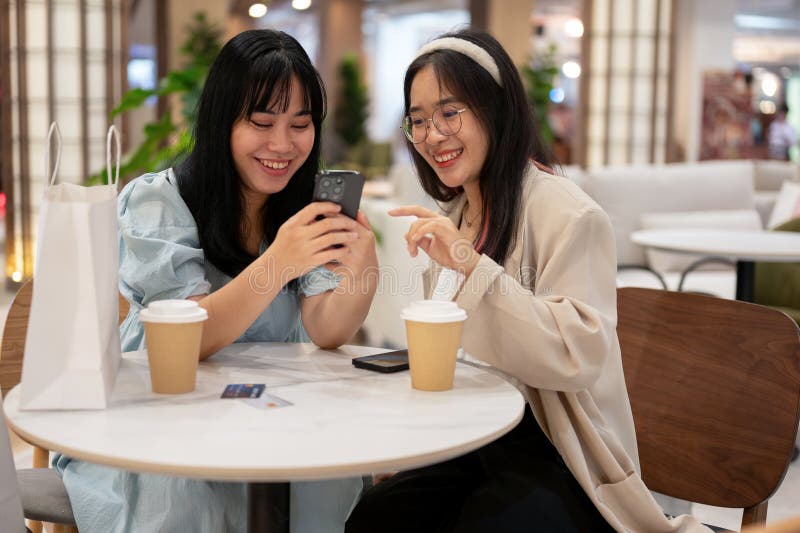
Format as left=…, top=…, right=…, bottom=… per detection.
left=566, top=160, right=798, bottom=299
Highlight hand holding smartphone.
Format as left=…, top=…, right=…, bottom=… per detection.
left=312, top=170, right=365, bottom=219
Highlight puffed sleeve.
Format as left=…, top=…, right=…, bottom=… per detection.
left=454, top=179, right=618, bottom=392
left=296, top=266, right=341, bottom=297
left=117, top=169, right=212, bottom=351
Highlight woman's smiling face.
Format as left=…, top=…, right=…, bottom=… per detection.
left=408, top=65, right=489, bottom=190
left=230, top=75, right=315, bottom=203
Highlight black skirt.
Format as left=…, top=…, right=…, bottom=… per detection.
left=345, top=408, right=615, bottom=533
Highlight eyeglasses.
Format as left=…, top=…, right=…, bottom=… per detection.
left=401, top=105, right=469, bottom=144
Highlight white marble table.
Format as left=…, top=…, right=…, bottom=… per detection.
left=631, top=229, right=800, bottom=301
left=4, top=342, right=525, bottom=532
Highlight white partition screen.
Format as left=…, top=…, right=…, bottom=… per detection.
left=578, top=0, right=675, bottom=169
left=0, top=0, right=128, bottom=285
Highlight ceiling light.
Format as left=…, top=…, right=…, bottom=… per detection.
left=549, top=88, right=565, bottom=103
left=564, top=18, right=584, bottom=38
left=562, top=61, right=581, bottom=79
left=761, top=74, right=778, bottom=97
left=248, top=3, right=268, bottom=18
left=760, top=100, right=776, bottom=114
left=292, top=0, right=312, bottom=9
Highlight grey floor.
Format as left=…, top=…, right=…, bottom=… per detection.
left=2, top=285, right=798, bottom=530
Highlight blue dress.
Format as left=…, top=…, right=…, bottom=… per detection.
left=54, top=169, right=364, bottom=533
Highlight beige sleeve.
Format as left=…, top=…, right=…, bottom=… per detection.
left=455, top=206, right=618, bottom=392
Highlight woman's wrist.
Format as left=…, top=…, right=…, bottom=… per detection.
left=257, top=247, right=296, bottom=287
left=463, top=250, right=481, bottom=278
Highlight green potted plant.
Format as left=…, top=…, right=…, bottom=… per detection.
left=520, top=44, right=559, bottom=145
left=334, top=54, right=369, bottom=148
left=88, top=12, right=222, bottom=185
left=332, top=54, right=392, bottom=179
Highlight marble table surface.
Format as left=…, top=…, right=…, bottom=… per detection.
left=4, top=343, right=525, bottom=482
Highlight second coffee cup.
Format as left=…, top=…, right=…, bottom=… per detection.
left=140, top=300, right=208, bottom=394
left=401, top=300, right=467, bottom=391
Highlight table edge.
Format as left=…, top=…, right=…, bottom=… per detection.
left=4, top=364, right=526, bottom=482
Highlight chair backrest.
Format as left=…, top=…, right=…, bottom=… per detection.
left=0, top=398, right=26, bottom=533
left=1, top=280, right=130, bottom=398
left=617, top=288, right=800, bottom=526
left=0, top=282, right=33, bottom=399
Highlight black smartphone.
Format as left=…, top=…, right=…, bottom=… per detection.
left=312, top=170, right=365, bottom=220
left=352, top=349, right=409, bottom=374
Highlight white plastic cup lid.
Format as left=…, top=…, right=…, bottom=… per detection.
left=400, top=300, right=467, bottom=323
left=139, top=299, right=208, bottom=324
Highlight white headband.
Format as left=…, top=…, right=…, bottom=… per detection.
left=415, top=37, right=503, bottom=87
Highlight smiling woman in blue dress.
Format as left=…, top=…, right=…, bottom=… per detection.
left=54, top=29, right=378, bottom=533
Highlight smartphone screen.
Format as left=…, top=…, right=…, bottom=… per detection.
left=313, top=170, right=365, bottom=219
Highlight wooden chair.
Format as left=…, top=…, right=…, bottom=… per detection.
left=617, top=287, right=800, bottom=531
left=0, top=280, right=129, bottom=533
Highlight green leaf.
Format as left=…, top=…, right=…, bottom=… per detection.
left=111, top=88, right=158, bottom=117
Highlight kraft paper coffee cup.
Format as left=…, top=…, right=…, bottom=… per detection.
left=401, top=300, right=467, bottom=391
left=140, top=300, right=208, bottom=394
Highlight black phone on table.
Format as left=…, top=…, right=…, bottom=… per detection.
left=312, top=170, right=365, bottom=220
left=352, top=349, right=409, bottom=373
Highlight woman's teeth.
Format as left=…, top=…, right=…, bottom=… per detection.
left=433, top=149, right=463, bottom=163
left=259, top=159, right=289, bottom=170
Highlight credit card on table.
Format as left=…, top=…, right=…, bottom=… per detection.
left=244, top=393, right=293, bottom=410
left=221, top=383, right=265, bottom=399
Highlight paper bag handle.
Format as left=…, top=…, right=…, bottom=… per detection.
left=106, top=125, right=121, bottom=190
left=46, top=122, right=62, bottom=186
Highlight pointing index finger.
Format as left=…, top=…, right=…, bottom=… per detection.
left=388, top=205, right=438, bottom=218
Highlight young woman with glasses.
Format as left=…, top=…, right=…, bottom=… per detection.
left=346, top=29, right=708, bottom=533
left=54, top=29, right=376, bottom=533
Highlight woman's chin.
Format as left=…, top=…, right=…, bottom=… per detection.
left=436, top=173, right=467, bottom=190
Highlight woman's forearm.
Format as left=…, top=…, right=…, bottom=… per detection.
left=195, top=251, right=287, bottom=359
left=302, top=268, right=377, bottom=349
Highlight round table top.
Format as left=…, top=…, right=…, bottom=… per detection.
left=4, top=343, right=524, bottom=482
left=631, top=229, right=800, bottom=262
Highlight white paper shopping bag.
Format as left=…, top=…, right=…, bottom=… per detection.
left=19, top=124, right=122, bottom=410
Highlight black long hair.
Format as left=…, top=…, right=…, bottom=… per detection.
left=176, top=30, right=326, bottom=278
left=403, top=28, right=555, bottom=265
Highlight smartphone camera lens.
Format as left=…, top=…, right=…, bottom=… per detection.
left=321, top=178, right=332, bottom=188
left=319, top=191, right=329, bottom=200
left=333, top=186, right=342, bottom=194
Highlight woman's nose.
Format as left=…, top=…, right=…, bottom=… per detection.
left=266, top=128, right=292, bottom=153
left=425, top=121, right=447, bottom=144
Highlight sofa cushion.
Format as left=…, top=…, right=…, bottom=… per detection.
left=754, top=190, right=780, bottom=227
left=639, top=209, right=762, bottom=273
left=767, top=180, right=800, bottom=229
left=754, top=217, right=800, bottom=321
left=586, top=160, right=756, bottom=266
left=754, top=160, right=799, bottom=192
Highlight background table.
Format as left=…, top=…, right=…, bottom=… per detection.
left=631, top=229, right=800, bottom=301
left=4, top=342, right=525, bottom=532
